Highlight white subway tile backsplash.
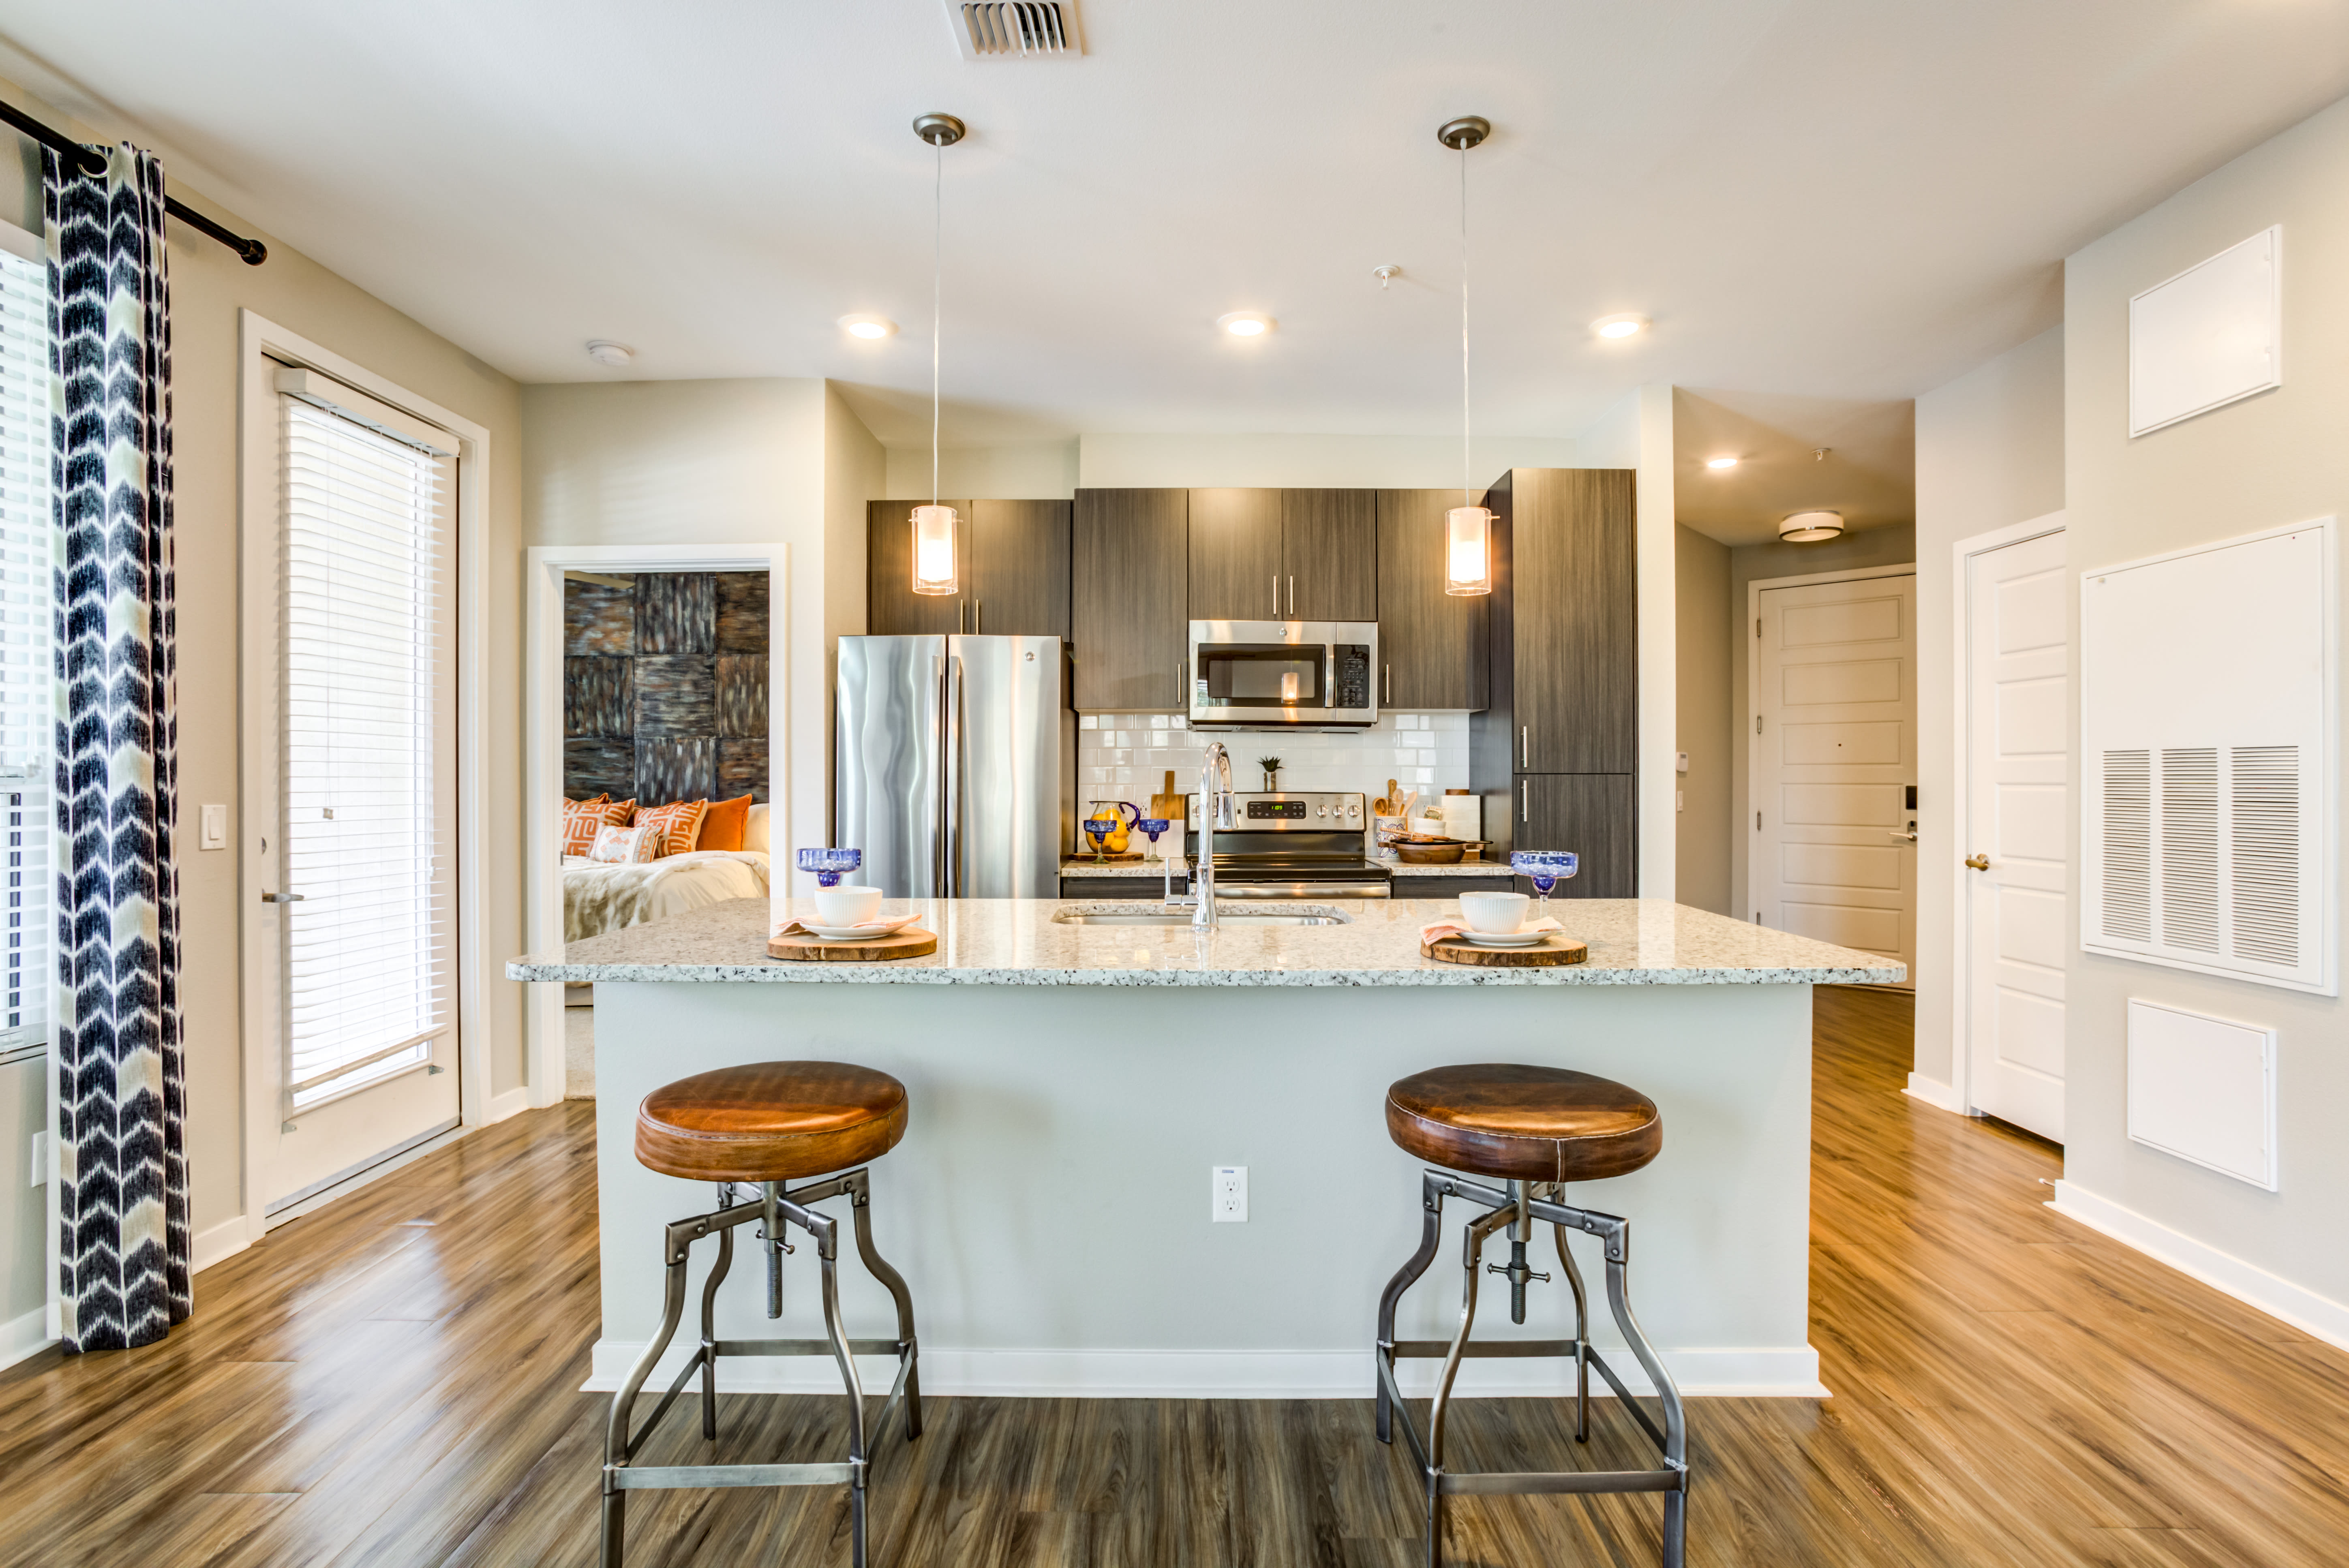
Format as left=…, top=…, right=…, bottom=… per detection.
left=1077, top=711, right=1474, bottom=805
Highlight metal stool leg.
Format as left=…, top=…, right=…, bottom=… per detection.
left=1422, top=1202, right=1511, bottom=1568
left=602, top=1222, right=694, bottom=1568
left=850, top=1169, right=924, bottom=1442
left=1376, top=1172, right=1445, bottom=1446
left=1554, top=1215, right=1591, bottom=1443
left=700, top=1187, right=737, bottom=1441
left=1600, top=1219, right=1688, bottom=1568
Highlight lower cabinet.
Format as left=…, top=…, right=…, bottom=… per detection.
left=1393, top=874, right=1514, bottom=899
left=1061, top=875, right=1180, bottom=898
left=1510, top=774, right=1634, bottom=898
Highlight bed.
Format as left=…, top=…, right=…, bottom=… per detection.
left=563, top=803, right=771, bottom=942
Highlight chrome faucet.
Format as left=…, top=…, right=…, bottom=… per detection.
left=1192, top=741, right=1238, bottom=930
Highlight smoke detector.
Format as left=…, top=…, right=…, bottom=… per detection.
left=585, top=340, right=634, bottom=367
left=943, top=1, right=1083, bottom=58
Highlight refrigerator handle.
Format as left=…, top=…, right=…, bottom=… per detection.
left=944, top=652, right=964, bottom=898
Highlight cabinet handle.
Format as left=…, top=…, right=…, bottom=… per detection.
left=958, top=599, right=967, bottom=634
left=975, top=600, right=981, bottom=634
left=1287, top=575, right=1295, bottom=617
left=1521, top=725, right=1529, bottom=767
left=1383, top=663, right=1390, bottom=705
left=1272, top=575, right=1279, bottom=619
left=1521, top=780, right=1529, bottom=824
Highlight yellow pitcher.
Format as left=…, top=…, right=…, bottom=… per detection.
left=1084, top=800, right=1137, bottom=858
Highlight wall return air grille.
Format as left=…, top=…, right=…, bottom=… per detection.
left=2081, top=521, right=2334, bottom=994
left=945, top=1, right=1083, bottom=58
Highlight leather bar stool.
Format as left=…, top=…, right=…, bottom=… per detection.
left=602, top=1061, right=922, bottom=1568
left=1374, top=1063, right=1688, bottom=1568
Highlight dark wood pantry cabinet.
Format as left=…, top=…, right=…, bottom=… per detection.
left=1376, top=489, right=1490, bottom=711
left=866, top=498, right=1071, bottom=640
left=1072, top=488, right=1189, bottom=710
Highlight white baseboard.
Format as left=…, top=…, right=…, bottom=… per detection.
left=582, top=1339, right=1827, bottom=1400
left=0, top=1304, right=53, bottom=1370
left=484, top=1085, right=531, bottom=1124
left=1903, top=1072, right=1966, bottom=1114
left=191, top=1215, right=253, bottom=1275
left=2048, top=1180, right=2349, bottom=1352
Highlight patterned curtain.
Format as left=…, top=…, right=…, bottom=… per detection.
left=45, top=144, right=186, bottom=1353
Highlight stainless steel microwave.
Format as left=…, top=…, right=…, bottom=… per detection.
left=1186, top=620, right=1378, bottom=728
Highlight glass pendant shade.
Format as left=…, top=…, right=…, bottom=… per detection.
left=910, top=504, right=959, bottom=595
left=1444, top=506, right=1494, bottom=596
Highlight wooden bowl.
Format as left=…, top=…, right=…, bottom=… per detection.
left=1393, top=840, right=1467, bottom=865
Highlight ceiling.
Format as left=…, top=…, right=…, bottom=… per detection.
left=4, top=2, right=2347, bottom=450
left=1672, top=389, right=1916, bottom=547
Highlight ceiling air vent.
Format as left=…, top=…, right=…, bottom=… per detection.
left=944, top=1, right=1083, bottom=58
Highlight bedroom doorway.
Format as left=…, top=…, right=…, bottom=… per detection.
left=522, top=543, right=789, bottom=1104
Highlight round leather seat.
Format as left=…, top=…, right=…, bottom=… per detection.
left=635, top=1061, right=908, bottom=1183
left=1385, top=1063, right=1660, bottom=1183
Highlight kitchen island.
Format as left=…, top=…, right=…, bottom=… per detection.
left=510, top=897, right=1901, bottom=1401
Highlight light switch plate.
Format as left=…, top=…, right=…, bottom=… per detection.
left=200, top=803, right=227, bottom=851
left=29, top=1129, right=51, bottom=1188
left=1675, top=751, right=1689, bottom=773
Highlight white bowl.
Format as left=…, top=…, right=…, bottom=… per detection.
left=814, top=885, right=884, bottom=926
left=1457, top=891, right=1529, bottom=935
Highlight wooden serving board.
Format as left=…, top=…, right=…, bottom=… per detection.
left=768, top=927, right=939, bottom=963
left=1420, top=934, right=1589, bottom=967
left=1072, top=851, right=1147, bottom=863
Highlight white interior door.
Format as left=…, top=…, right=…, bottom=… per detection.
left=250, top=375, right=461, bottom=1212
left=1751, top=573, right=1918, bottom=982
left=1964, top=528, right=2068, bottom=1140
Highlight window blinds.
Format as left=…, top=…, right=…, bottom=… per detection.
left=0, top=248, right=51, bottom=1056
left=278, top=393, right=456, bottom=1108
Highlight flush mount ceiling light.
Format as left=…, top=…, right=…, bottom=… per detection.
left=1217, top=310, right=1276, bottom=338
left=585, top=339, right=634, bottom=367
left=1591, top=312, right=1650, bottom=340
left=1440, top=114, right=1494, bottom=597
left=838, top=314, right=897, bottom=340
left=1705, top=456, right=1739, bottom=470
left=911, top=112, right=968, bottom=598
left=1779, top=510, right=1845, bottom=543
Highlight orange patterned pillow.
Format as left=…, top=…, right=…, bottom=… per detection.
left=562, top=796, right=634, bottom=856
left=634, top=799, right=709, bottom=858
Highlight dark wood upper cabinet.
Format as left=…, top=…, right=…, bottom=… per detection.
left=867, top=498, right=967, bottom=637
left=1509, top=774, right=1635, bottom=896
left=1283, top=490, right=1376, bottom=621
left=1073, top=488, right=1188, bottom=710
left=969, top=499, right=1071, bottom=640
left=1490, top=468, right=1636, bottom=774
left=1376, top=489, right=1489, bottom=711
left=1186, top=489, right=1284, bottom=622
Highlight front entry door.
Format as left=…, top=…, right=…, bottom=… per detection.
left=1964, top=528, right=2068, bottom=1140
left=1750, top=572, right=1919, bottom=983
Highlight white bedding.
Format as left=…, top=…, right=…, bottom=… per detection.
left=564, top=850, right=770, bottom=941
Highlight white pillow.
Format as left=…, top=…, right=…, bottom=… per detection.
left=588, top=822, right=662, bottom=864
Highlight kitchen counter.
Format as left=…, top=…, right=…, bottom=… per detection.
left=519, top=896, right=1894, bottom=1405
left=512, top=895, right=1900, bottom=986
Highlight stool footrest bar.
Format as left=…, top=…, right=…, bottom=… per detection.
left=713, top=1337, right=906, bottom=1358
left=1388, top=1338, right=1578, bottom=1359
left=1441, top=1467, right=1687, bottom=1497
left=609, top=1461, right=856, bottom=1491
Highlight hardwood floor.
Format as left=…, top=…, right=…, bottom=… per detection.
left=6, top=987, right=2347, bottom=1566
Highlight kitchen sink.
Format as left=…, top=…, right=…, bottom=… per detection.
left=1053, top=904, right=1351, bottom=927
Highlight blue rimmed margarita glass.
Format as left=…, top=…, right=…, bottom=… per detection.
left=1510, top=850, right=1578, bottom=918
left=797, top=847, right=862, bottom=889
left=1135, top=817, right=1170, bottom=854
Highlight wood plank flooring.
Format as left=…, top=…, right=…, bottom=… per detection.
left=6, top=988, right=2347, bottom=1566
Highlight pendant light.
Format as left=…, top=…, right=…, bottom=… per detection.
left=910, top=112, right=966, bottom=597
left=1439, top=116, right=1493, bottom=597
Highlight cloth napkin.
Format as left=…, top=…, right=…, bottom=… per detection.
left=774, top=916, right=911, bottom=939
left=1420, top=916, right=1565, bottom=944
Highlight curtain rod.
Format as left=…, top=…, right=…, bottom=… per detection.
left=0, top=96, right=267, bottom=265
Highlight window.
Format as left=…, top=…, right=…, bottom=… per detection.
left=0, top=244, right=51, bottom=1059
left=277, top=385, right=456, bottom=1108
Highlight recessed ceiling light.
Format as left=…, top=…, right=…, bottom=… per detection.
left=838, top=314, right=898, bottom=340
left=1779, top=510, right=1845, bottom=543
left=1217, top=310, right=1276, bottom=338
left=1705, top=456, right=1738, bottom=470
left=1591, top=313, right=1650, bottom=340
left=585, top=339, right=634, bottom=367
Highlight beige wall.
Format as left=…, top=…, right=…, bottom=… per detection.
left=824, top=387, right=884, bottom=828
left=0, top=78, right=527, bottom=1257
left=1910, top=327, right=2065, bottom=1089
left=1726, top=524, right=1918, bottom=924
left=2060, top=96, right=2349, bottom=1313
left=1674, top=526, right=1732, bottom=913
left=883, top=440, right=1076, bottom=500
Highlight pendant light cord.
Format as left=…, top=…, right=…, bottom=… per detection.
left=1459, top=143, right=1472, bottom=510
left=931, top=140, right=943, bottom=508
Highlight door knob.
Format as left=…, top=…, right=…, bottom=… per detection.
left=1964, top=854, right=1989, bottom=871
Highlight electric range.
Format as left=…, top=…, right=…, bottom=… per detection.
left=1180, top=791, right=1390, bottom=898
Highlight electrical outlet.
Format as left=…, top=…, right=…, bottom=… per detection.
left=1212, top=1164, right=1247, bottom=1222
left=29, top=1129, right=51, bottom=1188
left=200, top=804, right=227, bottom=851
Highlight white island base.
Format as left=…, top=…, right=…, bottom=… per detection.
left=513, top=898, right=1904, bottom=1403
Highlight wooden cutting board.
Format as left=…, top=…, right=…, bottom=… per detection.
left=1420, top=934, right=1589, bottom=967
left=768, top=927, right=939, bottom=962
left=1148, top=770, right=1186, bottom=822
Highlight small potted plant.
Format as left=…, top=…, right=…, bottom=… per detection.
left=1257, top=755, right=1283, bottom=791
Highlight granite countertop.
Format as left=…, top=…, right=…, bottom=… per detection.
left=1058, top=856, right=1507, bottom=878
left=507, top=897, right=1906, bottom=988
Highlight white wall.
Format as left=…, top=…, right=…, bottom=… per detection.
left=1910, top=327, right=2065, bottom=1091
left=1675, top=526, right=1732, bottom=914
left=2054, top=95, right=2349, bottom=1336
left=883, top=440, right=1076, bottom=500
left=519, top=379, right=855, bottom=899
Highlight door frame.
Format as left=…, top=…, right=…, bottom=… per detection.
left=522, top=543, right=790, bottom=1107
left=236, top=311, right=492, bottom=1254
left=1741, top=563, right=1921, bottom=931
left=1949, top=511, right=2066, bottom=1119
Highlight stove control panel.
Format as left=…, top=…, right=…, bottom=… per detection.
left=1186, top=791, right=1368, bottom=832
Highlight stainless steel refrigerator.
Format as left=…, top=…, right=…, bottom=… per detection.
left=835, top=635, right=1071, bottom=898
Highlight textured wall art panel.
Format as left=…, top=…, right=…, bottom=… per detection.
left=563, top=571, right=770, bottom=802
